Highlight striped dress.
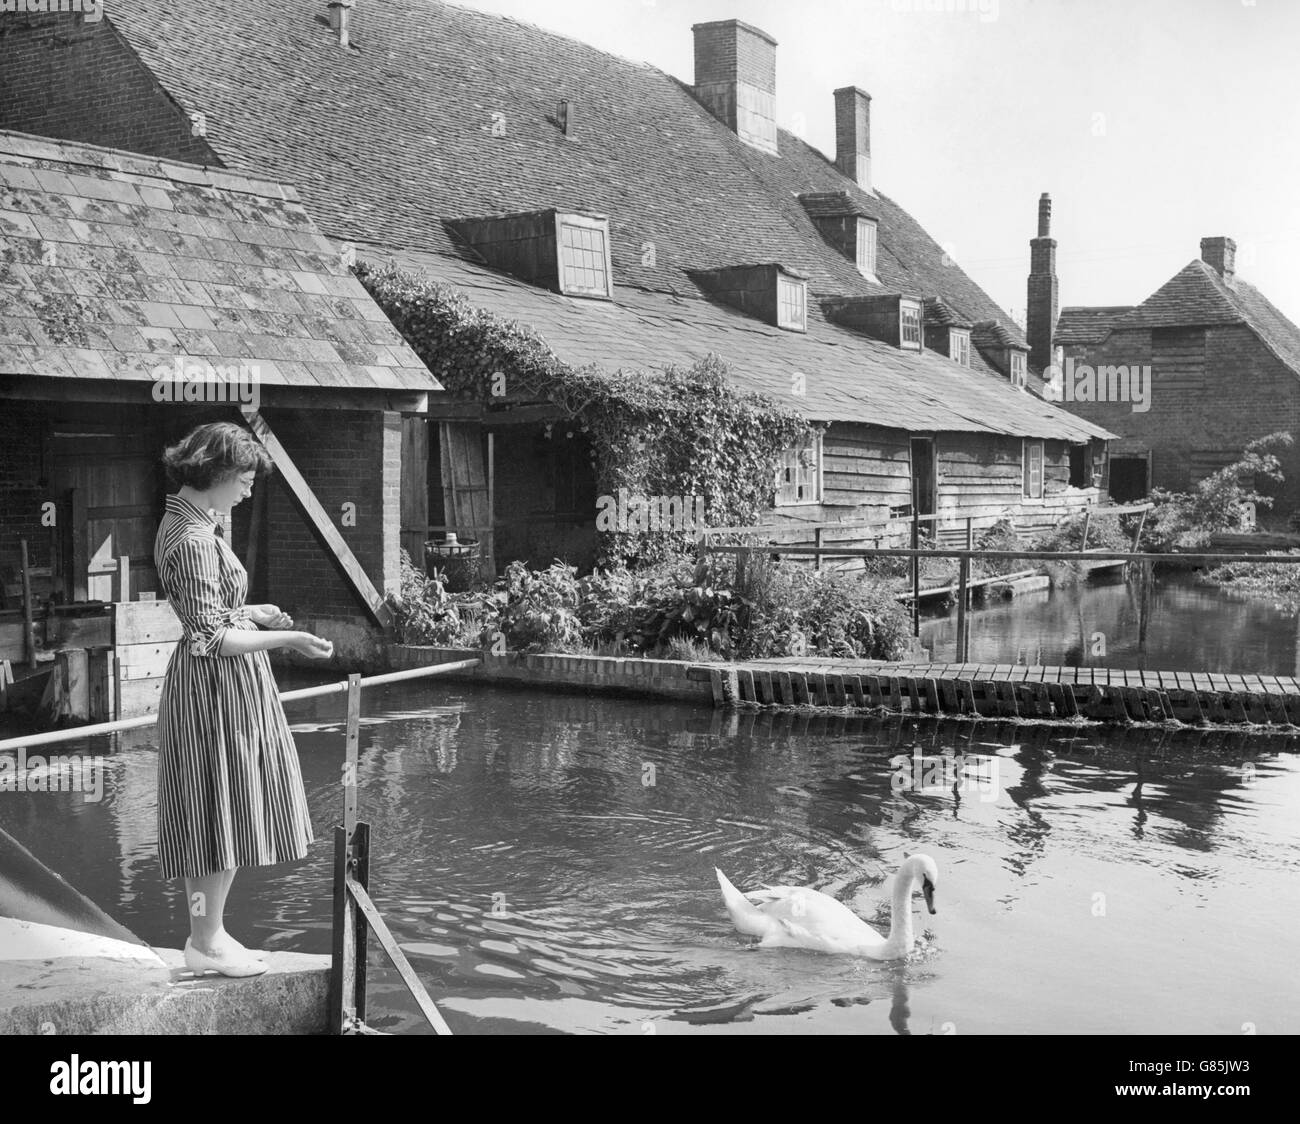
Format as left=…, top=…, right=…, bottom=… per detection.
left=153, top=493, right=314, bottom=881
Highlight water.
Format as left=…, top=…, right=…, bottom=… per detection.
left=923, top=571, right=1300, bottom=674
left=4, top=679, right=1298, bottom=1035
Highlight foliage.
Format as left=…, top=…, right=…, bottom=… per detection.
left=391, top=550, right=909, bottom=662
left=355, top=261, right=814, bottom=566
left=1202, top=553, right=1300, bottom=610
left=1143, top=432, right=1293, bottom=551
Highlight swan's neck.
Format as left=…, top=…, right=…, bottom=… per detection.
left=884, top=866, right=918, bottom=954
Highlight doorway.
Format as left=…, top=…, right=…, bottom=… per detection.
left=910, top=437, right=937, bottom=538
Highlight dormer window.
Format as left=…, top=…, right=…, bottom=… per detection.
left=446, top=208, right=613, bottom=300
left=950, top=329, right=971, bottom=367
left=900, top=301, right=922, bottom=350
left=777, top=274, right=807, bottom=332
left=1010, top=350, right=1027, bottom=388
left=558, top=214, right=612, bottom=298
left=856, top=218, right=878, bottom=278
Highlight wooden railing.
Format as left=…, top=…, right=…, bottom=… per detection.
left=0, top=657, right=481, bottom=1037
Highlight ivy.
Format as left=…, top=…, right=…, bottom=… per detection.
left=357, top=260, right=815, bottom=566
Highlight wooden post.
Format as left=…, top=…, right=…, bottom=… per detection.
left=330, top=673, right=363, bottom=1033
left=20, top=539, right=36, bottom=670
left=735, top=547, right=747, bottom=592
left=910, top=514, right=920, bottom=637
left=956, top=554, right=970, bottom=663
left=966, top=516, right=974, bottom=551
left=115, top=556, right=130, bottom=603
left=814, top=527, right=823, bottom=573
left=486, top=431, right=496, bottom=580
left=1080, top=508, right=1092, bottom=552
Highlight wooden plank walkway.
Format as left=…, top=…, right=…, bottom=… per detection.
left=690, top=658, right=1300, bottom=728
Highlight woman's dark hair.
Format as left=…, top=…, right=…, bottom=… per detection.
left=163, top=422, right=273, bottom=490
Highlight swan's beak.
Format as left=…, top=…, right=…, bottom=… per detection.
left=922, top=877, right=936, bottom=915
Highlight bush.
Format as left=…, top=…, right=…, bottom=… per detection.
left=496, top=560, right=584, bottom=652
left=1144, top=432, right=1292, bottom=551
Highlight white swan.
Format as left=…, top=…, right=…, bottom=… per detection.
left=715, top=854, right=939, bottom=960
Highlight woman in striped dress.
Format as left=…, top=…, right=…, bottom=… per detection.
left=155, top=422, right=333, bottom=977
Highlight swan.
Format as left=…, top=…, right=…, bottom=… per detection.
left=715, top=854, right=939, bottom=960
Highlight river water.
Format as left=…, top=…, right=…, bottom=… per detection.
left=4, top=652, right=1298, bottom=1034
left=923, top=571, right=1300, bottom=674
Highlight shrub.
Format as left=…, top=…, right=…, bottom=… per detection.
left=1144, top=432, right=1292, bottom=551
left=496, top=560, right=584, bottom=652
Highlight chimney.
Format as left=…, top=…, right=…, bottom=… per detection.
left=1026, top=192, right=1059, bottom=374
left=833, top=87, right=872, bottom=193
left=558, top=99, right=576, bottom=137
left=328, top=0, right=355, bottom=48
left=1201, top=236, right=1236, bottom=284
left=692, top=20, right=779, bottom=156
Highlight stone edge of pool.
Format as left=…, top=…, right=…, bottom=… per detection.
left=0, top=949, right=332, bottom=1035
left=386, top=645, right=1300, bottom=730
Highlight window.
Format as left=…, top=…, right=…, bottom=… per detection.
left=1023, top=440, right=1044, bottom=499
left=900, top=301, right=921, bottom=349
left=775, top=435, right=822, bottom=505
left=950, top=329, right=971, bottom=367
left=777, top=274, right=807, bottom=332
left=856, top=218, right=878, bottom=278
left=558, top=216, right=612, bottom=298
left=1010, top=349, right=1027, bottom=388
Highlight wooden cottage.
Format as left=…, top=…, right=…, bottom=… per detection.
left=0, top=131, right=441, bottom=720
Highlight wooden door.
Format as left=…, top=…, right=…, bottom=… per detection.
left=438, top=421, right=494, bottom=576
left=46, top=411, right=162, bottom=603
left=910, top=437, right=937, bottom=535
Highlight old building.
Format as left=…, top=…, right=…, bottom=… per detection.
left=0, top=130, right=440, bottom=717
left=1, top=0, right=1112, bottom=574
left=1051, top=228, right=1300, bottom=514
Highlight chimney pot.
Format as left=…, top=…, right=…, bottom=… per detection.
left=1201, top=236, right=1236, bottom=284
left=1037, top=193, right=1052, bottom=237
left=833, top=86, right=872, bottom=193
left=1027, top=193, right=1059, bottom=374
left=691, top=20, right=779, bottom=155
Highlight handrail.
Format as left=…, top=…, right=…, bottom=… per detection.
left=0, top=658, right=482, bottom=753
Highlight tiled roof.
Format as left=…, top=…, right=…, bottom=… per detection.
left=96, top=0, right=1090, bottom=435
left=797, top=191, right=877, bottom=220
left=972, top=319, right=1027, bottom=351
left=1071, top=260, right=1300, bottom=375
left=0, top=130, right=438, bottom=391
left=1056, top=306, right=1134, bottom=346
left=376, top=244, right=1113, bottom=443
left=924, top=296, right=973, bottom=329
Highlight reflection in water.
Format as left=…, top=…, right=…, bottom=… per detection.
left=923, top=570, right=1300, bottom=674
left=1, top=683, right=1297, bottom=1034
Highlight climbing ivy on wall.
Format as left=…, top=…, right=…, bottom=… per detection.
left=357, top=260, right=815, bottom=566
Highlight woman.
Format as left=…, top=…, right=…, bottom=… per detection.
left=155, top=421, right=333, bottom=977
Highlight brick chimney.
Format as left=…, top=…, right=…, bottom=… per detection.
left=833, top=87, right=872, bottom=193
left=692, top=20, right=778, bottom=156
left=1201, top=236, right=1236, bottom=284
left=1026, top=193, right=1058, bottom=374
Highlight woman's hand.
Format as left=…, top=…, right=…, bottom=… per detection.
left=287, top=632, right=334, bottom=660
left=247, top=604, right=294, bottom=629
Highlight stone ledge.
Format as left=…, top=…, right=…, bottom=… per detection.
left=0, top=949, right=331, bottom=1035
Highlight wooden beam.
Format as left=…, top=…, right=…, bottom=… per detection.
left=243, top=410, right=394, bottom=629
left=1, top=378, right=427, bottom=414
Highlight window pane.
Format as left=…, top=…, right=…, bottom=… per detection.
left=857, top=220, right=877, bottom=275
left=778, top=276, right=806, bottom=330
left=560, top=222, right=609, bottom=296
left=900, top=305, right=921, bottom=346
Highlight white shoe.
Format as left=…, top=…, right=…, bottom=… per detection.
left=184, top=937, right=269, bottom=978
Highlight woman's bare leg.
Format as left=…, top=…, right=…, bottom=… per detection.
left=184, top=869, right=231, bottom=952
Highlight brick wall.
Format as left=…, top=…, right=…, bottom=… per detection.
left=262, top=407, right=400, bottom=621
left=0, top=12, right=217, bottom=163
left=1062, top=323, right=1300, bottom=519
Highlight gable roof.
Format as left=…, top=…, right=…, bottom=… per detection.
left=93, top=0, right=1106, bottom=439
left=0, top=130, right=438, bottom=391
left=1071, top=260, right=1300, bottom=375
